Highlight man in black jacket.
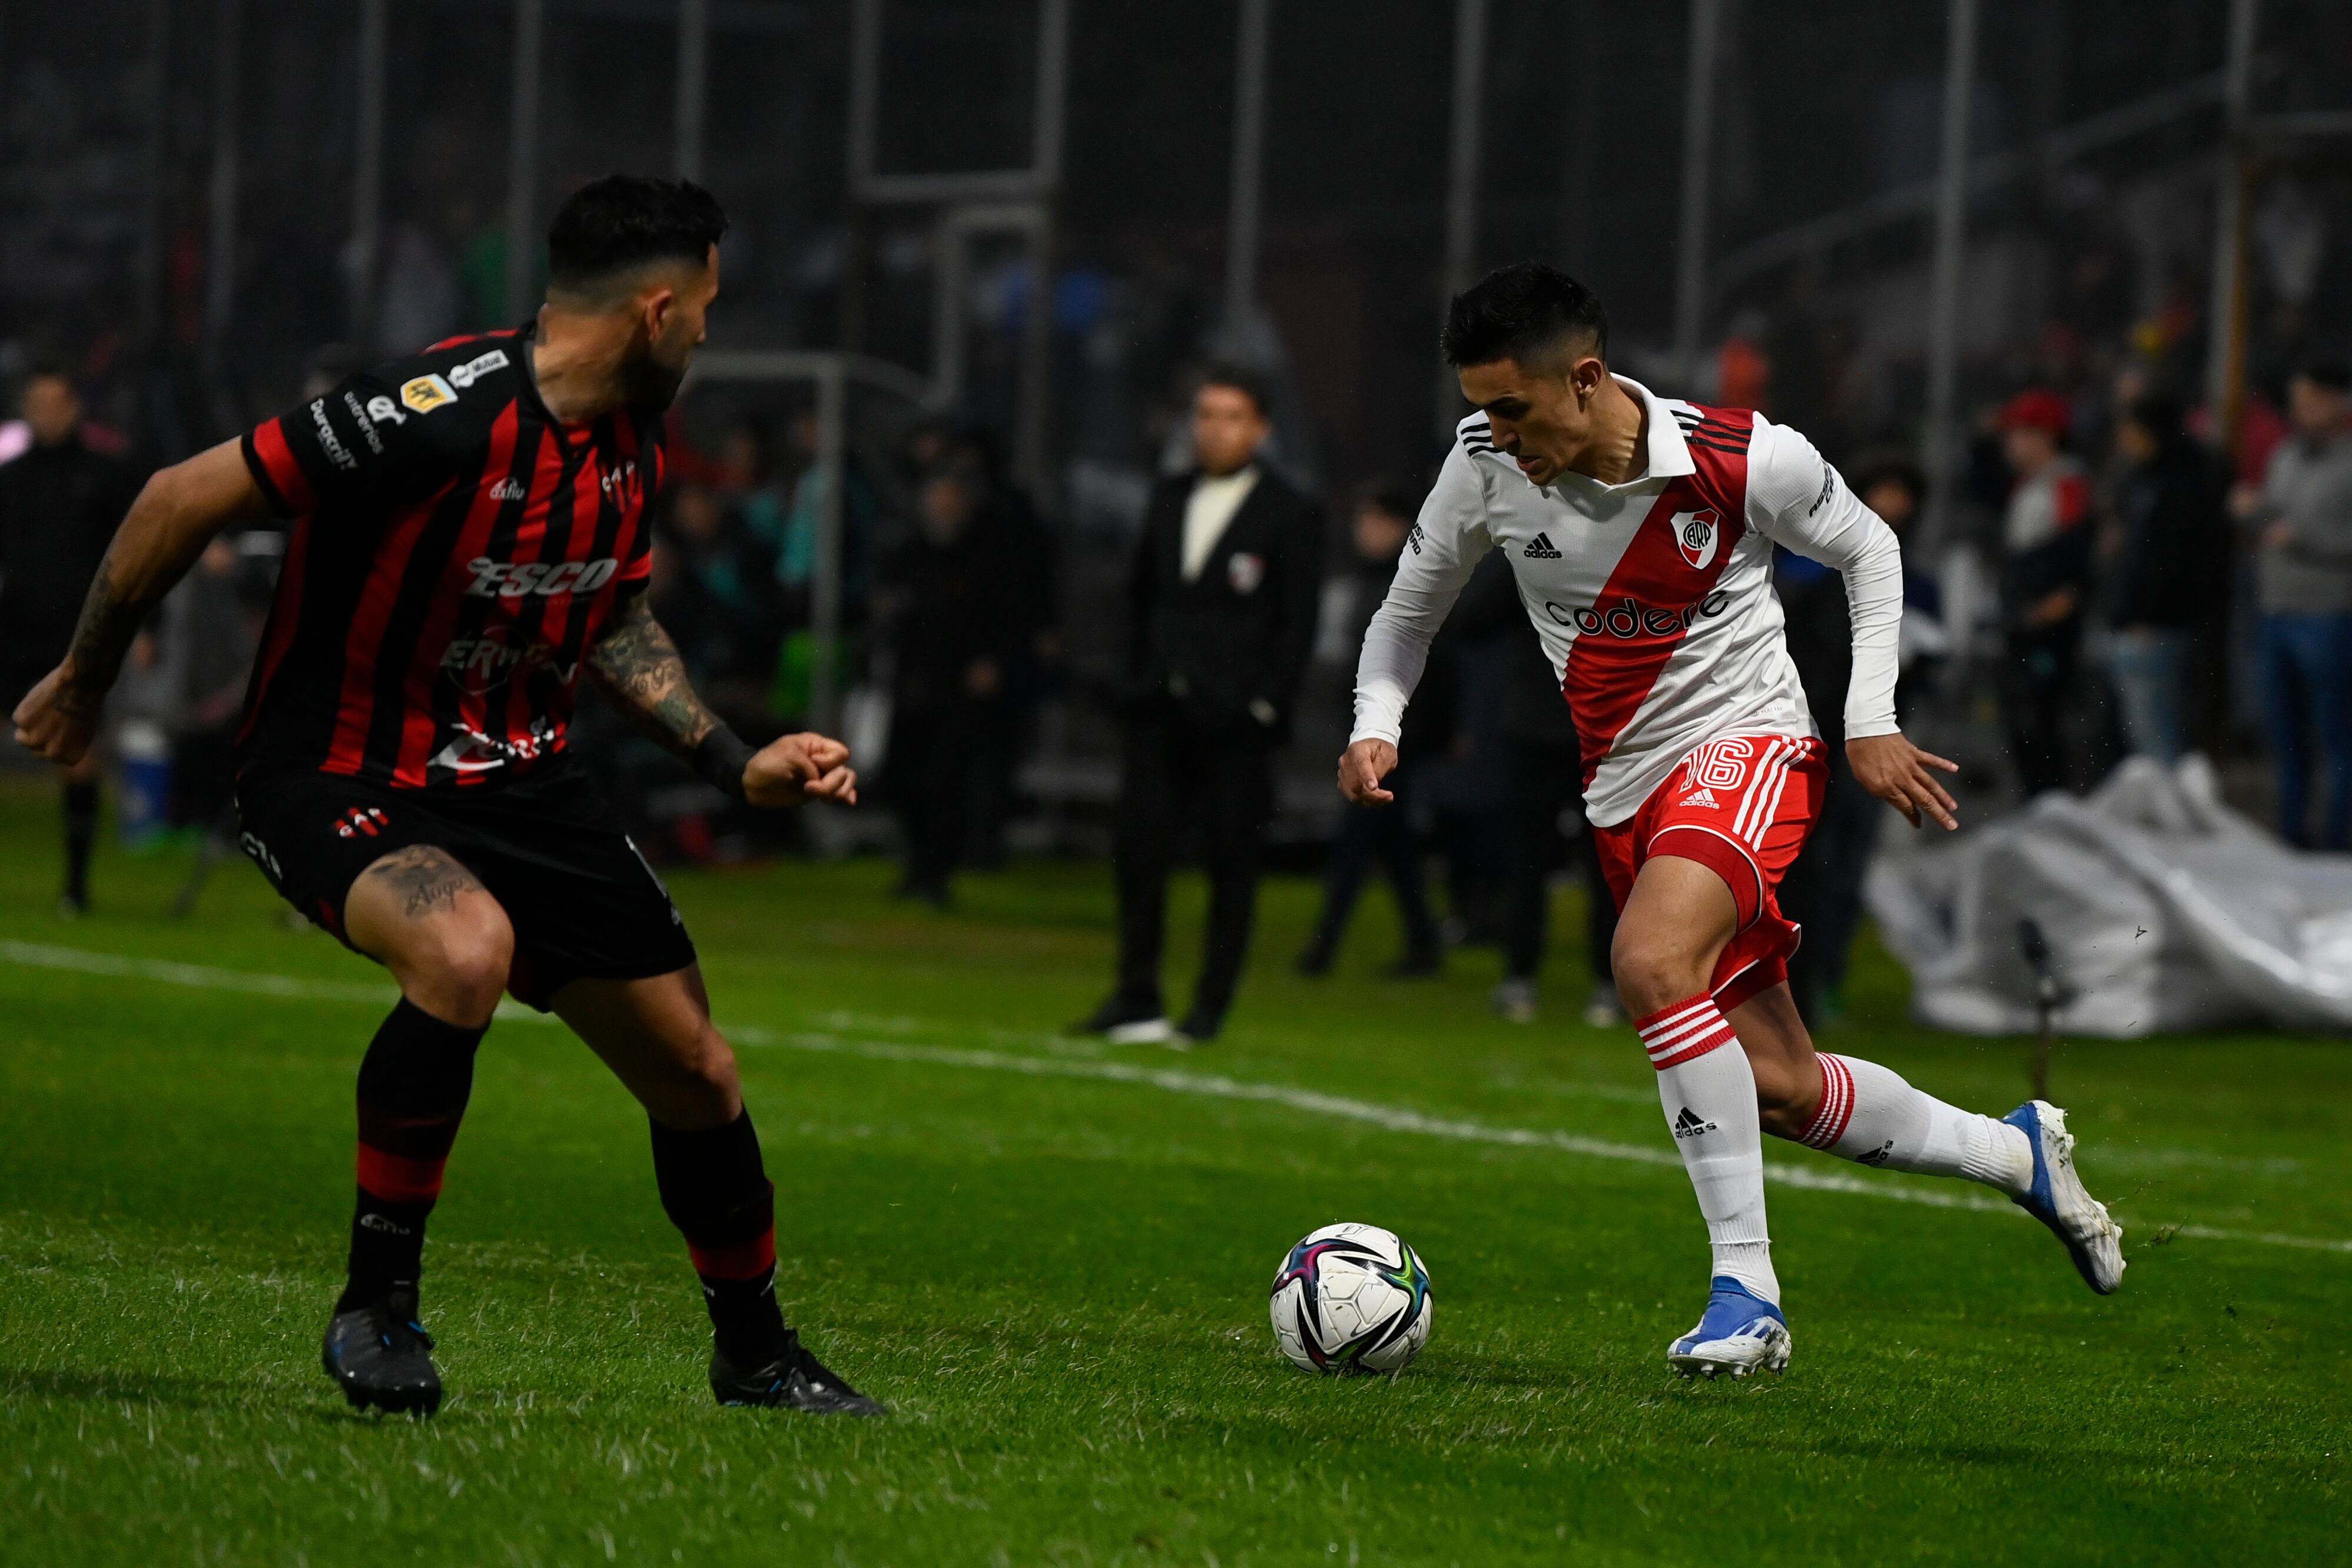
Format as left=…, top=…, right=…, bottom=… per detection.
left=0, top=364, right=142, bottom=914
left=1078, top=367, right=1323, bottom=1045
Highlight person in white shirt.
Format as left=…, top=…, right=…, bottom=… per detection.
left=1342, top=264, right=2123, bottom=1378
left=1075, top=368, right=1325, bottom=1045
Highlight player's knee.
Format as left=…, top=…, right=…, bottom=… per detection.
left=412, top=909, right=514, bottom=1024
left=656, top=1025, right=741, bottom=1125
left=1609, top=926, right=1710, bottom=1014
left=683, top=1022, right=738, bottom=1087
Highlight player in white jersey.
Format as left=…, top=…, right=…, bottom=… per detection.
left=1344, top=264, right=2123, bottom=1378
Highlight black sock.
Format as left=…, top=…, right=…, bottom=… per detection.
left=649, top=1109, right=786, bottom=1363
left=62, top=779, right=97, bottom=902
left=339, top=1000, right=487, bottom=1313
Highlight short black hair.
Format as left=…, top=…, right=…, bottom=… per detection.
left=1198, top=362, right=1271, bottom=418
left=22, top=355, right=75, bottom=386
left=1441, top=262, right=1609, bottom=371
left=2294, top=360, right=2351, bottom=394
left=546, top=175, right=728, bottom=299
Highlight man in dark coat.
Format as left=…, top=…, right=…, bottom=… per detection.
left=0, top=364, right=143, bottom=913
left=878, top=467, right=1026, bottom=905
left=2102, top=393, right=2225, bottom=763
left=1296, top=479, right=1450, bottom=978
left=1078, top=367, right=1324, bottom=1045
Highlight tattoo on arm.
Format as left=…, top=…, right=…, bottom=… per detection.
left=582, top=592, right=722, bottom=760
left=58, top=557, right=158, bottom=715
left=362, top=845, right=485, bottom=919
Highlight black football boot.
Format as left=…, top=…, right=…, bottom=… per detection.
left=710, top=1329, right=883, bottom=1416
left=321, top=1288, right=443, bottom=1416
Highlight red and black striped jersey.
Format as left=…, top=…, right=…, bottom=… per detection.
left=238, top=324, right=661, bottom=789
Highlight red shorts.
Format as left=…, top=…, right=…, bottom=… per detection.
left=1593, top=733, right=1828, bottom=1012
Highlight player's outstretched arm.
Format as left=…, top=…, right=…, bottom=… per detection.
left=1847, top=732, right=1959, bottom=831
left=582, top=593, right=856, bottom=808
left=12, top=438, right=265, bottom=766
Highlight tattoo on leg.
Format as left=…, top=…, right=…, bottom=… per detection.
left=363, top=846, right=483, bottom=919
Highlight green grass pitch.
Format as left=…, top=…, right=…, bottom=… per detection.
left=1, top=776, right=2346, bottom=1564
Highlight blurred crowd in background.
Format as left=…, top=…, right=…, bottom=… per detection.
left=4, top=0, right=2351, bottom=1030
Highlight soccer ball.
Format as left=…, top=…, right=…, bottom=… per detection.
left=1268, top=1222, right=1433, bottom=1376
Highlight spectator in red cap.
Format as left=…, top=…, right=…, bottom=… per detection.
left=1996, top=388, right=2094, bottom=795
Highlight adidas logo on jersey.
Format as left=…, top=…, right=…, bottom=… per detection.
left=1671, top=1106, right=1719, bottom=1140
left=1677, top=786, right=1722, bottom=809
left=1522, top=532, right=1562, bottom=560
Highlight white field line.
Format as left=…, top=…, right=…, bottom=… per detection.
left=6, top=939, right=2348, bottom=1258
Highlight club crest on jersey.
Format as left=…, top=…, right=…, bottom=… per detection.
left=1671, top=509, right=1721, bottom=570
left=1228, top=552, right=1265, bottom=594
left=400, top=374, right=457, bottom=415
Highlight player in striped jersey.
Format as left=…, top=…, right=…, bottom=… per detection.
left=1342, top=264, right=2122, bottom=1378
left=14, top=177, right=880, bottom=1417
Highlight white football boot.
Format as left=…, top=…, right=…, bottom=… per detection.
left=2003, top=1100, right=2125, bottom=1294
left=1666, top=1278, right=1792, bottom=1380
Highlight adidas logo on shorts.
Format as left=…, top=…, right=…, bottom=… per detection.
left=1678, top=786, right=1722, bottom=809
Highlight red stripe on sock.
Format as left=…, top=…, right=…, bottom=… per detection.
left=688, top=1227, right=777, bottom=1282
left=1637, top=994, right=1735, bottom=1071
left=1801, top=1055, right=1856, bottom=1150
left=356, top=1105, right=465, bottom=1160
left=356, top=1144, right=449, bottom=1203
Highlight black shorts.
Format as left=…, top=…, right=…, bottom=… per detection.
left=234, top=762, right=698, bottom=1010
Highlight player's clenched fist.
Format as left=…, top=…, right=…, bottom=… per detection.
left=1337, top=737, right=1399, bottom=806
left=11, top=663, right=97, bottom=768
left=745, top=731, right=858, bottom=808
left=1847, top=731, right=1960, bottom=830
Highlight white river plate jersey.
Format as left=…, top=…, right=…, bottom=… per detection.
left=1351, top=376, right=1903, bottom=829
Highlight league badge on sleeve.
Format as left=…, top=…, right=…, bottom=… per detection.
left=1671, top=509, right=1720, bottom=570
left=401, top=374, right=458, bottom=415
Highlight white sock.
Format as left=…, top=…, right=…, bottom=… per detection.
left=1638, top=995, right=1778, bottom=1305
left=1803, top=1053, right=2034, bottom=1195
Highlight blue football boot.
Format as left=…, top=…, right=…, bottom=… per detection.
left=1666, top=1277, right=1792, bottom=1380
left=2004, top=1099, right=2125, bottom=1294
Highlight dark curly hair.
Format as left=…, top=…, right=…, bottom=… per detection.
left=1441, top=261, right=1609, bottom=371
left=546, top=175, right=728, bottom=300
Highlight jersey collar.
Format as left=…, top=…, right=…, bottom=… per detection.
left=1611, top=374, right=1696, bottom=482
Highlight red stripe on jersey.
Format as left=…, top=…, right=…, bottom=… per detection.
left=423, top=327, right=520, bottom=356
left=490, top=432, right=595, bottom=780
left=392, top=405, right=525, bottom=786
left=442, top=421, right=568, bottom=785
left=1563, top=413, right=1752, bottom=789
left=250, top=419, right=314, bottom=515
left=321, top=482, right=459, bottom=776
left=237, top=517, right=312, bottom=745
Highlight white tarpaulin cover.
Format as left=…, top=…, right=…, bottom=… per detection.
left=1866, top=755, right=2352, bottom=1037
